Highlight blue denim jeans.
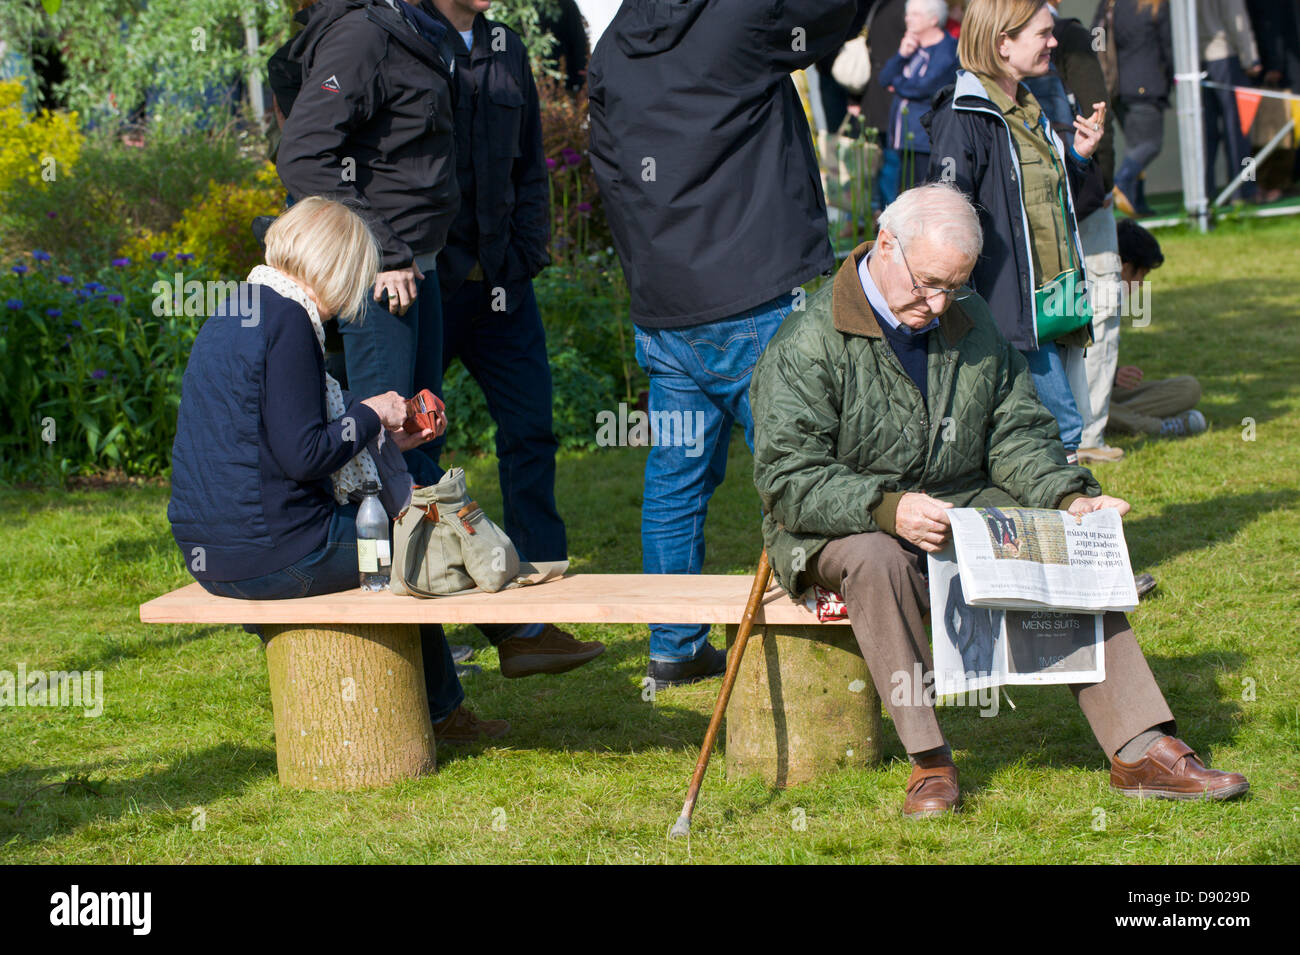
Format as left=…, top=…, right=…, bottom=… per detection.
left=339, top=265, right=444, bottom=477
left=199, top=503, right=464, bottom=722
left=634, top=292, right=796, bottom=661
left=1023, top=341, right=1083, bottom=452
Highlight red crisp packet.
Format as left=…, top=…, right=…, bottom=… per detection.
left=806, top=585, right=848, bottom=622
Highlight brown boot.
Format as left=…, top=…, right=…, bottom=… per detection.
left=432, top=705, right=509, bottom=745
left=902, top=754, right=960, bottom=820
left=497, top=624, right=605, bottom=678
left=1110, top=736, right=1248, bottom=800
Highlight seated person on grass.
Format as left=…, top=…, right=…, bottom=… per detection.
left=1106, top=219, right=1206, bottom=439
left=750, top=183, right=1248, bottom=820
left=167, top=197, right=505, bottom=744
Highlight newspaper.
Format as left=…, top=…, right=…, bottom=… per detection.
left=929, top=546, right=1105, bottom=696
left=948, top=506, right=1138, bottom=613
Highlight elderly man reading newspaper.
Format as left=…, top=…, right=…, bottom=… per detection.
left=750, top=184, right=1248, bottom=820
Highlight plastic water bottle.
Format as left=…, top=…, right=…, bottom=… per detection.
left=356, top=481, right=391, bottom=591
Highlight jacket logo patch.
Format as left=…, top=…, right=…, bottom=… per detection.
left=320, top=74, right=342, bottom=93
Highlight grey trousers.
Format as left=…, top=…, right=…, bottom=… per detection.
left=812, top=531, right=1176, bottom=759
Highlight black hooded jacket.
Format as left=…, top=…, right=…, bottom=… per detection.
left=275, top=0, right=459, bottom=270
left=587, top=0, right=857, bottom=328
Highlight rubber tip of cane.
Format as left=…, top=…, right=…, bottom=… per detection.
left=669, top=816, right=691, bottom=840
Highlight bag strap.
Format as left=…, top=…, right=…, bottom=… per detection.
left=1046, top=142, right=1078, bottom=272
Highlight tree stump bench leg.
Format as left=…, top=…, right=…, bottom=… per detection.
left=261, top=623, right=436, bottom=791
left=725, top=623, right=882, bottom=788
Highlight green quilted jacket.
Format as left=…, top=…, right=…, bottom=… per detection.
left=751, top=244, right=1102, bottom=596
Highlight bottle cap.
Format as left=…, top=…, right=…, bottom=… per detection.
left=362, top=480, right=379, bottom=494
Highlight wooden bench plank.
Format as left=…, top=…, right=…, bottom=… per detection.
left=139, top=576, right=829, bottom=627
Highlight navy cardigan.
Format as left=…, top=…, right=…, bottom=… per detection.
left=168, top=283, right=382, bottom=581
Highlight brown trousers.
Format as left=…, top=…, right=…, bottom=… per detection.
left=812, top=532, right=1175, bottom=759
left=1108, top=375, right=1201, bottom=436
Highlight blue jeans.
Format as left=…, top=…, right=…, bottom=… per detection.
left=339, top=265, right=444, bottom=476
left=1023, top=341, right=1083, bottom=452
left=429, top=279, right=565, bottom=563
left=199, top=503, right=464, bottom=722
left=634, top=292, right=796, bottom=661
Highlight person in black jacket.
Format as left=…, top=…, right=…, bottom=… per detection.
left=276, top=0, right=459, bottom=477
left=418, top=0, right=606, bottom=679
left=588, top=0, right=857, bottom=688
left=169, top=197, right=508, bottom=744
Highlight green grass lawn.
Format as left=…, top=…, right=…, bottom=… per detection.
left=2, top=217, right=1298, bottom=864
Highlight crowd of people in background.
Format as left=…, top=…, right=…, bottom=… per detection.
left=820, top=0, right=1300, bottom=214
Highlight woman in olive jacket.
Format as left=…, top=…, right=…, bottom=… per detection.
left=924, top=0, right=1105, bottom=455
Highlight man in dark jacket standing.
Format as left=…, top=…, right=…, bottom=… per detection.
left=276, top=0, right=458, bottom=476
left=419, top=0, right=606, bottom=678
left=588, top=0, right=857, bottom=688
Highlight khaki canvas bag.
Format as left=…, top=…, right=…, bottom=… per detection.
left=390, top=467, right=520, bottom=597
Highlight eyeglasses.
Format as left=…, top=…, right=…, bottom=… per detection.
left=895, top=240, right=973, bottom=304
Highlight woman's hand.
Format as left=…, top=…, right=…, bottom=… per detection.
left=390, top=427, right=435, bottom=452
left=1067, top=494, right=1131, bottom=521
left=360, top=391, right=408, bottom=430
left=1072, top=102, right=1106, bottom=159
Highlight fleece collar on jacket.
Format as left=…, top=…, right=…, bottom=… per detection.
left=832, top=242, right=972, bottom=347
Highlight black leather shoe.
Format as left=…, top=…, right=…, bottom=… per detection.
left=647, top=643, right=727, bottom=689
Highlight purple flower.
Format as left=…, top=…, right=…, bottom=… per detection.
left=12, top=264, right=28, bottom=275
left=57, top=274, right=73, bottom=285
left=46, top=211, right=57, bottom=219
left=561, top=148, right=582, bottom=168
left=5, top=298, right=22, bottom=310
left=74, top=288, right=88, bottom=299
left=91, top=369, right=107, bottom=380
left=33, top=250, right=51, bottom=262
left=65, top=334, right=72, bottom=346
left=546, top=157, right=558, bottom=171
left=111, top=257, right=130, bottom=268
left=576, top=201, right=593, bottom=215
left=46, top=308, right=62, bottom=318
left=108, top=293, right=124, bottom=305
left=70, top=319, right=82, bottom=330
left=84, top=281, right=105, bottom=293
left=150, top=251, right=168, bottom=263
left=176, top=252, right=194, bottom=264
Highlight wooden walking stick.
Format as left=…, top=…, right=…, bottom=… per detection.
left=669, top=548, right=772, bottom=839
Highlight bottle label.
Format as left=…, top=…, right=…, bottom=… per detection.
left=376, top=539, right=391, bottom=566
left=358, top=539, right=379, bottom=573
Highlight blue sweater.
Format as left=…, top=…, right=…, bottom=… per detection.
left=878, top=33, right=959, bottom=153
left=168, top=284, right=382, bottom=581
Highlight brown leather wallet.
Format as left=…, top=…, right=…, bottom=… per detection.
left=402, top=388, right=446, bottom=435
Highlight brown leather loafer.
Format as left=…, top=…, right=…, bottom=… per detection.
left=497, top=624, right=605, bottom=678
left=432, top=705, right=510, bottom=745
left=903, top=755, right=960, bottom=820
left=1110, top=736, right=1249, bottom=801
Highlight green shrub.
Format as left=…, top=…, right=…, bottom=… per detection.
left=0, top=251, right=210, bottom=482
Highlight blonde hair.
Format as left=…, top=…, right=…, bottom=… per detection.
left=263, top=196, right=379, bottom=321
left=958, top=0, right=1047, bottom=80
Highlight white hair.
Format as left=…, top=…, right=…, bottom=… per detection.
left=907, top=0, right=952, bottom=27
left=877, top=183, right=983, bottom=263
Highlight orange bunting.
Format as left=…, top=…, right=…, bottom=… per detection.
left=1236, top=89, right=1262, bottom=137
